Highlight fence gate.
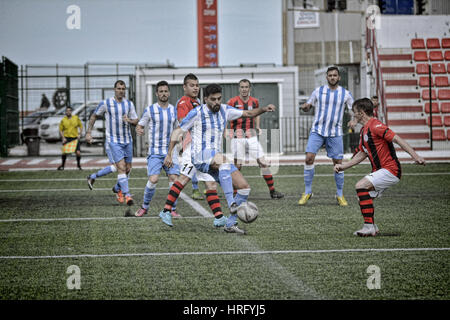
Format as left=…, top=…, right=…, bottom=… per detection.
left=0, top=57, right=20, bottom=157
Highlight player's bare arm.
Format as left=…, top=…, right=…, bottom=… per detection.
left=123, top=114, right=139, bottom=126
left=242, top=104, right=275, bottom=118
left=136, top=125, right=145, bottom=136
left=164, top=127, right=184, bottom=168
left=334, top=151, right=367, bottom=173
left=392, top=135, right=426, bottom=165
left=300, top=103, right=312, bottom=112
left=85, top=113, right=97, bottom=144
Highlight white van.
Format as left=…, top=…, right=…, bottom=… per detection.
left=39, top=102, right=105, bottom=144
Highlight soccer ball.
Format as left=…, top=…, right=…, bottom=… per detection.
left=236, top=201, right=259, bottom=223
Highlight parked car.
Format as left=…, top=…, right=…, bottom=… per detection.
left=39, top=102, right=105, bottom=144
left=20, top=110, right=56, bottom=144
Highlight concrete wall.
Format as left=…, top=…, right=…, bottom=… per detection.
left=376, top=15, right=450, bottom=49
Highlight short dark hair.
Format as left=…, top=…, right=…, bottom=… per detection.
left=326, top=66, right=340, bottom=75
left=183, top=73, right=198, bottom=85
left=352, top=98, right=374, bottom=116
left=156, top=80, right=169, bottom=91
left=239, top=79, right=251, bottom=86
left=114, top=80, right=126, bottom=88
left=204, top=83, right=222, bottom=97
left=371, top=95, right=378, bottom=100
left=66, top=106, right=73, bottom=110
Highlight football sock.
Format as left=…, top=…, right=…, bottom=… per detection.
left=164, top=181, right=184, bottom=212
left=113, top=182, right=121, bottom=193
left=117, top=173, right=130, bottom=196
left=92, top=165, right=115, bottom=180
left=206, top=190, right=223, bottom=218
left=142, top=181, right=157, bottom=210
left=61, top=154, right=67, bottom=167
left=304, top=164, right=314, bottom=195
left=335, top=171, right=344, bottom=197
left=234, top=188, right=250, bottom=206
left=192, top=173, right=199, bottom=190
left=218, top=163, right=237, bottom=208
left=76, top=155, right=81, bottom=167
left=261, top=167, right=275, bottom=193
left=168, top=181, right=178, bottom=211
left=357, top=188, right=374, bottom=224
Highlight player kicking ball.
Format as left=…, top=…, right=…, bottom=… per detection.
left=334, top=98, right=425, bottom=237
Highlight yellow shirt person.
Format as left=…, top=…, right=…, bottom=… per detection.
left=57, top=106, right=83, bottom=170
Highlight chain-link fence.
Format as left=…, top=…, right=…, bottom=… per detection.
left=17, top=63, right=140, bottom=156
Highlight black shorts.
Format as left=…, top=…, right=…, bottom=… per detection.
left=64, top=137, right=81, bottom=152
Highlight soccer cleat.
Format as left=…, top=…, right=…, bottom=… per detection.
left=78, top=166, right=82, bottom=170
left=57, top=166, right=64, bottom=171
left=225, top=214, right=238, bottom=228
left=135, top=207, right=147, bottom=217
left=353, top=224, right=378, bottom=237
left=116, top=190, right=125, bottom=204
left=224, top=225, right=246, bottom=235
left=171, top=210, right=181, bottom=218
left=270, top=190, right=284, bottom=199
left=87, top=175, right=95, bottom=190
left=214, top=215, right=227, bottom=228
left=125, top=195, right=134, bottom=206
left=112, top=187, right=124, bottom=204
left=336, top=195, right=348, bottom=206
left=191, top=189, right=204, bottom=200
left=298, top=193, right=312, bottom=205
left=159, top=210, right=173, bottom=227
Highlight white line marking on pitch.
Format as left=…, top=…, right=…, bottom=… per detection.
left=179, top=192, right=214, bottom=217
left=1, top=172, right=449, bottom=183
left=0, top=187, right=167, bottom=193
left=1, top=247, right=448, bottom=260
left=0, top=216, right=206, bottom=223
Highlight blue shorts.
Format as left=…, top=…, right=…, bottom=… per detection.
left=108, top=142, right=133, bottom=164
left=147, top=154, right=179, bottom=176
left=105, top=143, right=115, bottom=164
left=306, top=132, right=344, bottom=160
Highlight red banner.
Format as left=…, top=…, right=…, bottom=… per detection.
left=197, top=0, right=218, bottom=67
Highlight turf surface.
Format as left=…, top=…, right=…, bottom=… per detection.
left=0, top=163, right=449, bottom=300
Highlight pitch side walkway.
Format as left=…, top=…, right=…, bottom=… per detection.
left=1, top=150, right=449, bottom=171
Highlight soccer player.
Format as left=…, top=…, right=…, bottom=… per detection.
left=177, top=73, right=204, bottom=200
left=334, top=98, right=425, bottom=236
left=86, top=80, right=138, bottom=206
left=227, top=79, right=284, bottom=199
left=161, top=83, right=276, bottom=234
left=157, top=74, right=213, bottom=220
left=134, top=81, right=180, bottom=217
left=58, top=105, right=83, bottom=170
left=298, top=66, right=355, bottom=206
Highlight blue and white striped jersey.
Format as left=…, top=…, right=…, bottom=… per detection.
left=179, top=104, right=243, bottom=163
left=95, top=97, right=138, bottom=144
left=308, top=85, right=354, bottom=137
left=138, top=103, right=178, bottom=155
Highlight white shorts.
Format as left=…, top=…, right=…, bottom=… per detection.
left=365, top=168, right=400, bottom=198
left=231, top=136, right=264, bottom=162
left=180, top=145, right=215, bottom=182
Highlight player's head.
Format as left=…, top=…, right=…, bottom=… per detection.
left=114, top=80, right=127, bottom=100
left=326, top=66, right=340, bottom=87
left=204, top=83, right=222, bottom=113
left=371, top=95, right=379, bottom=107
left=239, top=79, right=251, bottom=98
left=156, top=80, right=170, bottom=103
left=65, top=105, right=73, bottom=117
left=183, top=73, right=199, bottom=99
left=352, top=98, right=374, bottom=122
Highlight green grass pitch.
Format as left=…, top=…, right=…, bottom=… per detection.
left=0, top=163, right=449, bottom=300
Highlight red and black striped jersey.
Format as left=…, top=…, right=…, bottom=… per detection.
left=227, top=96, right=259, bottom=138
left=176, top=96, right=200, bottom=150
left=359, top=118, right=401, bottom=178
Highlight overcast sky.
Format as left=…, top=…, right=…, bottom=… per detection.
left=0, top=0, right=282, bottom=67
